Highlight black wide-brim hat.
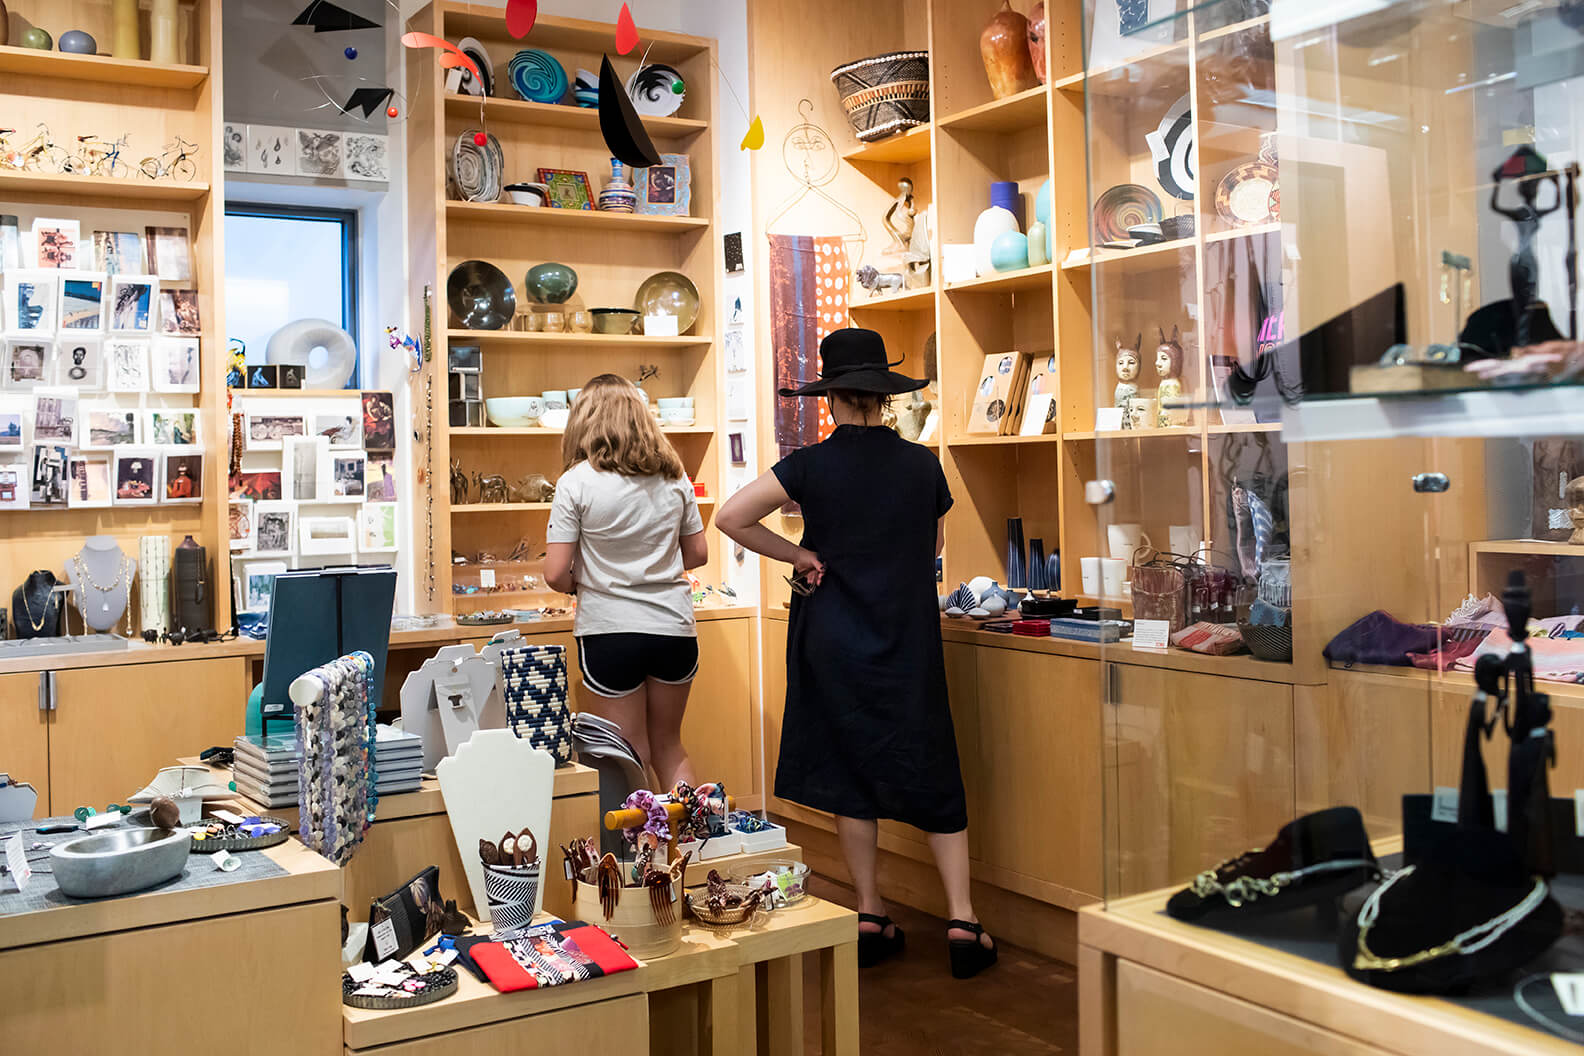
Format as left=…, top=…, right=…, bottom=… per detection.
left=778, top=327, right=928, bottom=398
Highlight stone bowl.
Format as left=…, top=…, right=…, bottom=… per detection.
left=51, top=826, right=191, bottom=898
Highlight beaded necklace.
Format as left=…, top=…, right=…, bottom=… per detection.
left=296, top=650, right=379, bottom=865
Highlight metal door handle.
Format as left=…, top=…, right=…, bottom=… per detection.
left=38, top=671, right=57, bottom=712
left=1412, top=472, right=1450, bottom=493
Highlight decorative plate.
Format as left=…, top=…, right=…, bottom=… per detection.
left=1214, top=160, right=1278, bottom=227
left=342, top=966, right=458, bottom=1010
left=1093, top=184, right=1163, bottom=244
left=633, top=271, right=700, bottom=334
left=508, top=48, right=567, bottom=105
left=626, top=63, right=686, bottom=117
left=189, top=815, right=292, bottom=853
left=450, top=129, right=503, bottom=203
left=635, top=153, right=691, bottom=216
left=1145, top=93, right=1196, bottom=202
left=453, top=37, right=494, bottom=97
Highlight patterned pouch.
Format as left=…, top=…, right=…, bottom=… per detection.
left=499, top=644, right=573, bottom=764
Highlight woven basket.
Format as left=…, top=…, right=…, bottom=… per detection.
left=1238, top=621, right=1293, bottom=662
left=1130, top=551, right=1188, bottom=634
left=830, top=51, right=931, bottom=142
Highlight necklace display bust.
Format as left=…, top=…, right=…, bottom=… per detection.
left=65, top=536, right=138, bottom=634
left=12, top=570, right=63, bottom=639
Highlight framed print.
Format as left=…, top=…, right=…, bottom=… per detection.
left=246, top=125, right=295, bottom=175
left=159, top=288, right=201, bottom=335
left=536, top=167, right=593, bottom=210
left=360, top=502, right=399, bottom=552
left=59, top=274, right=108, bottom=332
left=635, top=153, right=691, bottom=216
left=4, top=338, right=50, bottom=389
left=235, top=559, right=288, bottom=614
left=34, top=394, right=77, bottom=444
left=6, top=270, right=58, bottom=334
left=278, top=363, right=304, bottom=390
left=92, top=231, right=143, bottom=276
left=57, top=335, right=105, bottom=390
left=253, top=500, right=296, bottom=557
left=147, top=409, right=200, bottom=446
left=68, top=454, right=113, bottom=508
left=246, top=363, right=278, bottom=389
left=31, top=217, right=80, bottom=269
left=282, top=434, right=329, bottom=501
left=246, top=412, right=306, bottom=450
left=108, top=276, right=156, bottom=333
left=229, top=499, right=255, bottom=552
left=152, top=338, right=200, bottom=393
left=0, top=215, right=19, bottom=270
left=297, top=128, right=344, bottom=177
left=82, top=405, right=138, bottom=449
left=361, top=391, right=395, bottom=450
left=299, top=515, right=356, bottom=555
left=344, top=132, right=389, bottom=181
left=0, top=462, right=25, bottom=508
left=0, top=412, right=21, bottom=448
left=366, top=455, right=397, bottom=502
left=162, top=450, right=204, bottom=503
left=230, top=469, right=283, bottom=502
left=112, top=446, right=159, bottom=505
left=144, top=226, right=192, bottom=282
left=105, top=338, right=150, bottom=392
left=223, top=123, right=246, bottom=172
left=30, top=443, right=70, bottom=505
left=330, top=451, right=366, bottom=500
left=312, top=413, right=360, bottom=448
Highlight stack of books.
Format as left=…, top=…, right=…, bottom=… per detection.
left=232, top=725, right=425, bottom=808
left=374, top=725, right=424, bottom=794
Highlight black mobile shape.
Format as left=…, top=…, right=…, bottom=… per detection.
left=293, top=1, right=380, bottom=32
left=599, top=55, right=662, bottom=170
left=341, top=87, right=396, bottom=119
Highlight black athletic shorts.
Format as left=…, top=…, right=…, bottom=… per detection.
left=576, top=633, right=699, bottom=697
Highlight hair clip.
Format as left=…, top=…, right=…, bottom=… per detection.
left=596, top=853, right=622, bottom=921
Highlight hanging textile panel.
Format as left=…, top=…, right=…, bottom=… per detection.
left=769, top=233, right=850, bottom=459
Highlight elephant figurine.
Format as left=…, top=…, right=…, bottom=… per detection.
left=509, top=473, right=556, bottom=503
left=450, top=459, right=470, bottom=504
left=474, top=471, right=509, bottom=504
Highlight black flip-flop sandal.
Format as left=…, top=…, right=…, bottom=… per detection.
left=858, top=913, right=905, bottom=968
left=947, top=919, right=997, bottom=979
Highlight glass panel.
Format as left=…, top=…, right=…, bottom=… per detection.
left=224, top=209, right=354, bottom=376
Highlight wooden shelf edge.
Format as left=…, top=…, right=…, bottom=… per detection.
left=445, top=330, right=711, bottom=348
left=937, top=85, right=1048, bottom=132
left=840, top=124, right=933, bottom=165
left=443, top=92, right=708, bottom=137
left=0, top=45, right=208, bottom=89
left=445, top=200, right=710, bottom=231
left=944, top=264, right=1054, bottom=293
left=0, top=169, right=210, bottom=200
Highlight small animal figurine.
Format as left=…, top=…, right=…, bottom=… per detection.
left=1154, top=325, right=1189, bottom=427
left=508, top=473, right=556, bottom=503
left=473, top=471, right=509, bottom=504
left=895, top=389, right=933, bottom=441
left=883, top=177, right=916, bottom=253
left=450, top=459, right=470, bottom=504
left=1114, top=334, right=1142, bottom=420
left=856, top=264, right=906, bottom=295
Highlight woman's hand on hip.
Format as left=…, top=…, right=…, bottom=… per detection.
left=793, top=548, right=825, bottom=586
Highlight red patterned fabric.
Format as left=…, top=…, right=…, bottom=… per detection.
left=769, top=233, right=850, bottom=460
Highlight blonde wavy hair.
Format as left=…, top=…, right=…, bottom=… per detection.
left=561, top=373, right=685, bottom=480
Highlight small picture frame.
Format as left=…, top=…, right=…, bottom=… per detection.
left=29, top=443, right=70, bottom=505
left=230, top=469, right=283, bottom=502
left=0, top=412, right=22, bottom=448
left=536, top=167, right=593, bottom=210
left=55, top=335, right=105, bottom=390
left=246, top=125, right=295, bottom=176
left=312, top=413, right=360, bottom=448
left=366, top=455, right=397, bottom=502
left=282, top=434, right=329, bottom=501
left=31, top=217, right=80, bottom=269
left=253, top=500, right=296, bottom=557
left=111, top=446, right=159, bottom=505
left=3, top=338, right=51, bottom=389
left=159, top=288, right=201, bottom=335
left=59, top=273, right=108, bottom=332
left=299, top=514, right=356, bottom=555
left=229, top=499, right=255, bottom=552
left=144, top=226, right=192, bottom=283
left=108, top=276, right=156, bottom=334
left=330, top=450, right=367, bottom=500
left=278, top=363, right=304, bottom=390
left=152, top=338, right=200, bottom=393
left=728, top=431, right=746, bottom=466
left=344, top=132, right=389, bottom=181
left=33, top=394, right=77, bottom=444
left=81, top=404, right=139, bottom=449
left=92, top=231, right=143, bottom=276
left=68, top=453, right=113, bottom=508
left=235, top=559, right=288, bottom=614
left=0, top=462, right=26, bottom=509
left=635, top=153, right=692, bottom=216
left=223, top=123, right=246, bottom=172
left=105, top=338, right=151, bottom=392
left=359, top=502, right=399, bottom=552
left=246, top=363, right=278, bottom=389
left=361, top=391, right=395, bottom=450
left=6, top=270, right=59, bottom=335
left=161, top=450, right=204, bottom=503
left=147, top=409, right=200, bottom=446
left=297, top=128, right=344, bottom=178
left=246, top=412, right=306, bottom=450
left=448, top=345, right=482, bottom=372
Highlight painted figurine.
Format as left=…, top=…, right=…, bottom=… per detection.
left=1114, top=334, right=1141, bottom=423
left=884, top=177, right=917, bottom=254
left=1154, top=325, right=1189, bottom=427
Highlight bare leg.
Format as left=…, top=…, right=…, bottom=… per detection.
left=644, top=676, right=698, bottom=790
left=835, top=815, right=892, bottom=937
left=582, top=684, right=651, bottom=775
left=928, top=828, right=993, bottom=949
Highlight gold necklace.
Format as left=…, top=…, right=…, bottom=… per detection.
left=19, top=575, right=55, bottom=632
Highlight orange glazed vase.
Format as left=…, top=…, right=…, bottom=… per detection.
left=980, top=2, right=1038, bottom=99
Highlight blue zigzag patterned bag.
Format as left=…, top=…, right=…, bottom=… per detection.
left=498, top=644, right=573, bottom=765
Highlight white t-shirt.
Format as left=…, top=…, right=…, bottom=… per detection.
left=547, top=461, right=704, bottom=638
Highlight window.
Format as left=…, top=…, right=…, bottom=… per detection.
left=224, top=204, right=359, bottom=385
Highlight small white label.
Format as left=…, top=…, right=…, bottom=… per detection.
left=1430, top=786, right=1459, bottom=824
left=1132, top=619, right=1171, bottom=651
left=643, top=314, right=680, bottom=337
left=1095, top=407, right=1125, bottom=432
left=1554, top=973, right=1584, bottom=1016
left=564, top=859, right=575, bottom=880
left=1493, top=789, right=1509, bottom=833
left=372, top=917, right=399, bottom=959
left=85, top=812, right=121, bottom=830
left=346, top=961, right=377, bottom=983
left=211, top=809, right=245, bottom=825
left=5, top=833, right=30, bottom=892
left=480, top=568, right=497, bottom=589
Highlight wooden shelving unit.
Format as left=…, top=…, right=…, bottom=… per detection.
left=0, top=0, right=229, bottom=631
left=409, top=4, right=723, bottom=615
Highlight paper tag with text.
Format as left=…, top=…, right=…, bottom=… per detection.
left=5, top=833, right=30, bottom=892
left=480, top=568, right=496, bottom=589
left=372, top=917, right=399, bottom=960
left=1430, top=786, right=1459, bottom=824
left=1132, top=619, right=1171, bottom=651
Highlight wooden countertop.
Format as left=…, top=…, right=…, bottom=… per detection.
left=0, top=836, right=340, bottom=952
left=1081, top=888, right=1577, bottom=1056
left=0, top=606, right=758, bottom=676
left=1330, top=660, right=1584, bottom=704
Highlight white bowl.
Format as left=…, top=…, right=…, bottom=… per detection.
left=505, top=182, right=549, bottom=207
left=657, top=397, right=694, bottom=410
left=486, top=397, right=543, bottom=428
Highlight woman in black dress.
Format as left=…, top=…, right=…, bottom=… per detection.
left=718, top=328, right=996, bottom=978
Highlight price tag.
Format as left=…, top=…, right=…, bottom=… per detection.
left=1430, top=786, right=1459, bottom=824
left=1554, top=973, right=1584, bottom=1016
left=372, top=917, right=399, bottom=960
left=480, top=569, right=496, bottom=589
left=1492, top=789, right=1508, bottom=833
left=1094, top=407, right=1125, bottom=432
left=211, top=808, right=245, bottom=825
left=346, top=961, right=377, bottom=984
left=5, top=833, right=30, bottom=892
left=564, top=859, right=575, bottom=880
left=1131, top=619, right=1170, bottom=651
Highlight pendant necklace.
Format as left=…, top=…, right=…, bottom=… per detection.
left=75, top=554, right=126, bottom=617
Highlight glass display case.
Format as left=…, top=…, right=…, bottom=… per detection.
left=1082, top=0, right=1584, bottom=1043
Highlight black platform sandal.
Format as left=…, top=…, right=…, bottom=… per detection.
left=857, top=913, right=905, bottom=968
left=947, top=919, right=997, bottom=979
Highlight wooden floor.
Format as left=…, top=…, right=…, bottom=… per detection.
left=801, top=875, right=1079, bottom=1055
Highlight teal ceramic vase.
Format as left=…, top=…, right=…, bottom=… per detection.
left=990, top=231, right=1029, bottom=272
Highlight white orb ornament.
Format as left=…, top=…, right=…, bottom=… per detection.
left=972, top=206, right=1019, bottom=277
left=967, top=575, right=996, bottom=603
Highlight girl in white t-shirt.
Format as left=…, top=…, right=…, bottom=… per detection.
left=545, top=373, right=708, bottom=788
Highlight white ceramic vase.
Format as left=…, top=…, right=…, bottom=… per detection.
left=150, top=0, right=178, bottom=64
left=972, top=206, right=1019, bottom=277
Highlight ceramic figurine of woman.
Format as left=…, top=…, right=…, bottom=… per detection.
left=1114, top=334, right=1141, bottom=420
left=1154, top=326, right=1189, bottom=427
left=884, top=177, right=916, bottom=254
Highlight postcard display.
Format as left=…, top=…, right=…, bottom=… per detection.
left=228, top=389, right=401, bottom=616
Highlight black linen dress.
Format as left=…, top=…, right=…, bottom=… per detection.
left=771, top=424, right=968, bottom=833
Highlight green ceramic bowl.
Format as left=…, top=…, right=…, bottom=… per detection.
left=523, top=262, right=578, bottom=305
left=591, top=308, right=640, bottom=334
left=633, top=271, right=700, bottom=335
